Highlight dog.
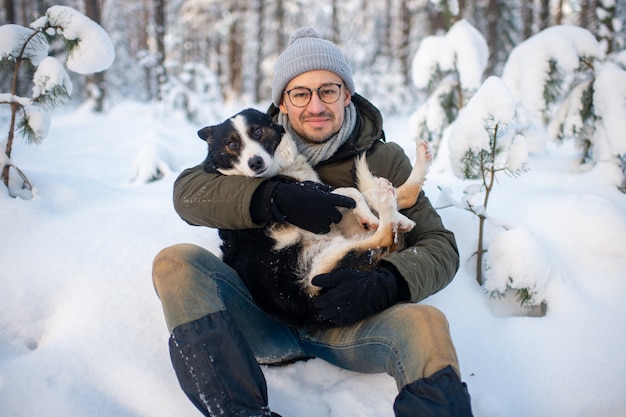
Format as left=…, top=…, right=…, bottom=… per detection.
left=198, top=108, right=431, bottom=327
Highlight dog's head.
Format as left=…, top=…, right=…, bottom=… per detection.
left=198, top=108, right=285, bottom=177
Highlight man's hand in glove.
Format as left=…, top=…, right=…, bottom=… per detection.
left=250, top=180, right=356, bottom=234
left=311, top=266, right=410, bottom=326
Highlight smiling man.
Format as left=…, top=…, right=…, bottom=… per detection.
left=152, top=27, right=473, bottom=417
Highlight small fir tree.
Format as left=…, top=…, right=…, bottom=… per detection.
left=410, top=19, right=489, bottom=155
left=502, top=25, right=626, bottom=192
left=446, top=76, right=529, bottom=286
left=0, top=6, right=114, bottom=198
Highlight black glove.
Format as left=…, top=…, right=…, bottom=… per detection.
left=311, top=265, right=410, bottom=326
left=250, top=180, right=355, bottom=234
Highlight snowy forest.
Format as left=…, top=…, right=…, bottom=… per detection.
left=1, top=0, right=625, bottom=109
left=2, top=0, right=626, bottom=290
left=3, top=0, right=626, bottom=195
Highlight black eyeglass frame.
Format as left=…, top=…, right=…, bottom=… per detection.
left=283, top=83, right=343, bottom=107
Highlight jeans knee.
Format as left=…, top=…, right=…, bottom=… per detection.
left=383, top=304, right=458, bottom=385
left=152, top=243, right=216, bottom=298
left=386, top=304, right=450, bottom=332
left=152, top=244, right=234, bottom=332
left=411, top=305, right=450, bottom=329
left=153, top=244, right=186, bottom=294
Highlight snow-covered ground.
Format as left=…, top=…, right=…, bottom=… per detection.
left=1, top=101, right=626, bottom=417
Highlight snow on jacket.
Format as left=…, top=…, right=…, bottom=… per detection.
left=172, top=94, right=460, bottom=303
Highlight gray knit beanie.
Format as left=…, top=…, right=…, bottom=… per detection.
left=271, top=27, right=355, bottom=106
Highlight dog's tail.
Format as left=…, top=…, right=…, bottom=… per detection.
left=354, top=153, right=376, bottom=196
left=396, top=140, right=432, bottom=209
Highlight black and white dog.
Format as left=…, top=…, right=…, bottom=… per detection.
left=198, top=108, right=431, bottom=327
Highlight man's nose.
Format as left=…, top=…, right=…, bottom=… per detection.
left=307, top=91, right=326, bottom=113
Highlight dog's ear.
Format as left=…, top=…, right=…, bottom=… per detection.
left=197, top=126, right=212, bottom=142
left=274, top=122, right=286, bottom=136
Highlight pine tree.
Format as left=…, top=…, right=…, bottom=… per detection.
left=410, top=19, right=488, bottom=155
left=446, top=76, right=529, bottom=286
left=0, top=6, right=114, bottom=198
left=502, top=25, right=626, bottom=192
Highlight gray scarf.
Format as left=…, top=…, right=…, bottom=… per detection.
left=278, top=102, right=357, bottom=166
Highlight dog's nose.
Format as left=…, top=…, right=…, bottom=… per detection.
left=248, top=155, right=265, bottom=173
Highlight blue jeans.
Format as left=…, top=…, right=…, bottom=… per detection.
left=152, top=243, right=460, bottom=390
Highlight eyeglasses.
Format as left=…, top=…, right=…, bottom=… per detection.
left=283, top=83, right=343, bottom=107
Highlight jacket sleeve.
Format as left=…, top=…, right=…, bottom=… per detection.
left=172, top=164, right=266, bottom=229
left=367, top=142, right=460, bottom=302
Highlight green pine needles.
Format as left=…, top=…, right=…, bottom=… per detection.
left=1, top=6, right=114, bottom=197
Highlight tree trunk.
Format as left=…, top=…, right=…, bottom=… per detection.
left=579, top=0, right=594, bottom=29
left=476, top=214, right=486, bottom=285
left=228, top=11, right=243, bottom=100
left=555, top=0, right=564, bottom=24
left=253, top=0, right=265, bottom=102
left=275, top=0, right=286, bottom=53
left=399, top=0, right=412, bottom=85
left=331, top=0, right=339, bottom=44
left=425, top=1, right=448, bottom=34
left=457, top=0, right=466, bottom=16
left=4, top=0, right=15, bottom=23
left=539, top=0, right=550, bottom=30
left=154, top=0, right=167, bottom=100
left=485, top=0, right=498, bottom=76
left=522, top=0, right=534, bottom=40
left=84, top=0, right=106, bottom=112
left=383, top=0, right=392, bottom=56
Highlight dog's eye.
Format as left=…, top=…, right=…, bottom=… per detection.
left=227, top=140, right=239, bottom=150
left=252, top=127, right=262, bottom=138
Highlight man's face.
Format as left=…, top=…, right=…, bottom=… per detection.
left=279, top=70, right=352, bottom=144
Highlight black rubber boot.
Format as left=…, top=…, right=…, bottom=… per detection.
left=169, top=310, right=275, bottom=417
left=393, top=365, right=473, bottom=417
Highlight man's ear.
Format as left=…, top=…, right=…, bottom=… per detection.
left=343, top=90, right=352, bottom=107
left=278, top=100, right=288, bottom=115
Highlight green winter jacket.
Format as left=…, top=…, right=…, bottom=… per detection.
left=173, top=94, right=459, bottom=303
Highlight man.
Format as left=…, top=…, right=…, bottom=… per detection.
left=153, top=27, right=473, bottom=417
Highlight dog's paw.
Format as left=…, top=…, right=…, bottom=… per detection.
left=375, top=177, right=397, bottom=208
left=394, top=213, right=416, bottom=232
left=417, top=140, right=433, bottom=166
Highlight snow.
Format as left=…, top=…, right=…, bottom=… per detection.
left=448, top=76, right=523, bottom=179
left=411, top=19, right=489, bottom=92
left=411, top=35, right=445, bottom=89
left=2, top=7, right=114, bottom=77
left=34, top=6, right=115, bottom=74
left=1, top=99, right=626, bottom=417
left=22, top=106, right=51, bottom=143
left=505, top=135, right=530, bottom=172
left=2, top=11, right=626, bottom=417
left=442, top=20, right=489, bottom=91
left=32, top=56, right=74, bottom=98
left=593, top=62, right=626, bottom=158
left=483, top=225, right=552, bottom=307
left=501, top=25, right=603, bottom=123
left=0, top=24, right=48, bottom=66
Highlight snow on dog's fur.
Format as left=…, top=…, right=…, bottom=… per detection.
left=198, top=108, right=431, bottom=327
